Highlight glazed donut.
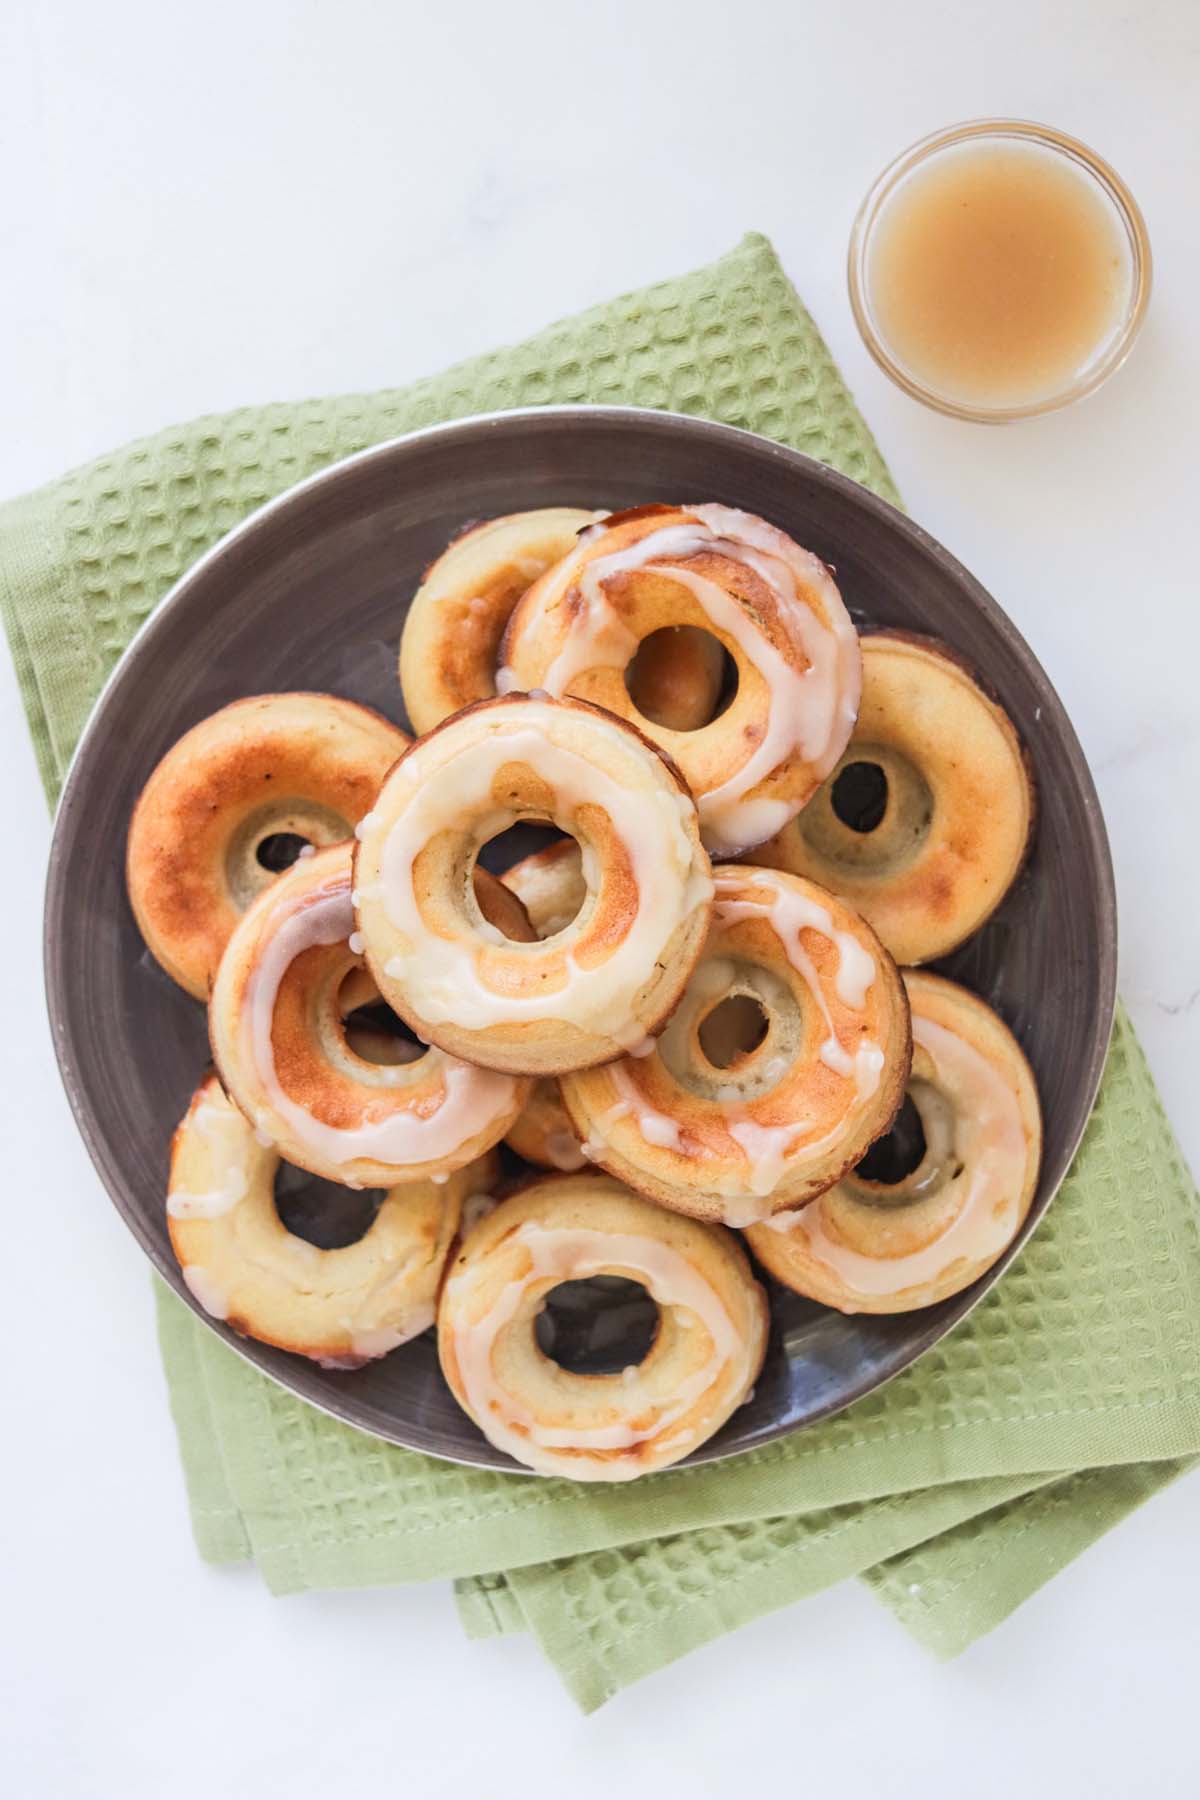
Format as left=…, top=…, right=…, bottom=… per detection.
left=209, top=842, right=531, bottom=1187
left=756, top=633, right=1034, bottom=963
left=399, top=508, right=605, bottom=735
left=168, top=1074, right=496, bottom=1365
left=561, top=865, right=910, bottom=1225
left=437, top=1172, right=768, bottom=1479
left=128, top=692, right=408, bottom=998
left=746, top=972, right=1041, bottom=1312
left=500, top=837, right=587, bottom=937
left=498, top=503, right=861, bottom=856
left=352, top=695, right=714, bottom=1075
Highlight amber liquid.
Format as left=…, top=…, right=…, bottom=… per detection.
left=867, top=141, right=1131, bottom=411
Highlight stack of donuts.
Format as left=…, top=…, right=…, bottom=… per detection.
left=127, top=501, right=1041, bottom=1482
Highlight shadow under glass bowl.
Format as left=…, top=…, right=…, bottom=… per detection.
left=43, top=406, right=1117, bottom=1472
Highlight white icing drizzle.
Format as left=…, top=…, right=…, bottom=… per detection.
left=168, top=1099, right=252, bottom=1220
left=348, top=930, right=365, bottom=955
left=447, top=1224, right=748, bottom=1474
left=167, top=1178, right=247, bottom=1221
left=606, top=1064, right=681, bottom=1150
left=182, top=1264, right=230, bottom=1320
left=580, top=1095, right=634, bottom=1162
left=241, top=879, right=518, bottom=1168
left=375, top=713, right=712, bottom=1043
left=854, top=1042, right=886, bottom=1100
left=522, top=507, right=859, bottom=855
left=727, top=1119, right=812, bottom=1202
left=296, top=843, right=316, bottom=860
left=764, top=1013, right=1030, bottom=1299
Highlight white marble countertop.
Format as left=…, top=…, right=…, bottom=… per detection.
left=3, top=0, right=1198, bottom=1792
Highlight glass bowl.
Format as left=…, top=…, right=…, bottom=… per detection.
left=848, top=118, right=1152, bottom=422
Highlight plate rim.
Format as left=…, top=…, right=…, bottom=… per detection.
left=42, top=403, right=1119, bottom=1473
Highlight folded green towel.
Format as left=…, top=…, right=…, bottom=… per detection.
left=5, top=233, right=1197, bottom=1713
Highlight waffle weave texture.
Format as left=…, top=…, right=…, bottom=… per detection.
left=3, top=233, right=1196, bottom=1712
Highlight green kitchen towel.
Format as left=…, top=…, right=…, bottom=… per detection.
left=4, top=233, right=1197, bottom=1711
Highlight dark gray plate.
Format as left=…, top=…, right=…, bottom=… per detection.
left=44, top=407, right=1116, bottom=1470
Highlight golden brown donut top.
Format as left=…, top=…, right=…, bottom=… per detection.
left=127, top=692, right=408, bottom=997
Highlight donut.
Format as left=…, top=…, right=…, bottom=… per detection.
left=168, top=1074, right=496, bottom=1365
left=352, top=695, right=714, bottom=1075
left=745, top=971, right=1042, bottom=1312
left=399, top=508, right=605, bottom=735
left=497, top=503, right=861, bottom=856
left=128, top=692, right=408, bottom=998
left=756, top=633, right=1034, bottom=963
left=209, top=842, right=531, bottom=1187
left=437, top=1172, right=768, bottom=1478
left=560, top=865, right=910, bottom=1225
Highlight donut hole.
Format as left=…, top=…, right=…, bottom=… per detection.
left=831, top=762, right=888, bottom=834
left=698, top=994, right=770, bottom=1069
left=534, top=1276, right=660, bottom=1375
left=475, top=821, right=565, bottom=878
left=854, top=1094, right=927, bottom=1186
left=625, top=627, right=738, bottom=730
left=341, top=997, right=428, bottom=1067
left=255, top=830, right=314, bottom=872
left=227, top=801, right=349, bottom=909
left=801, top=746, right=933, bottom=874
left=476, top=825, right=585, bottom=937
left=659, top=961, right=794, bottom=1103
left=273, top=1162, right=384, bottom=1249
